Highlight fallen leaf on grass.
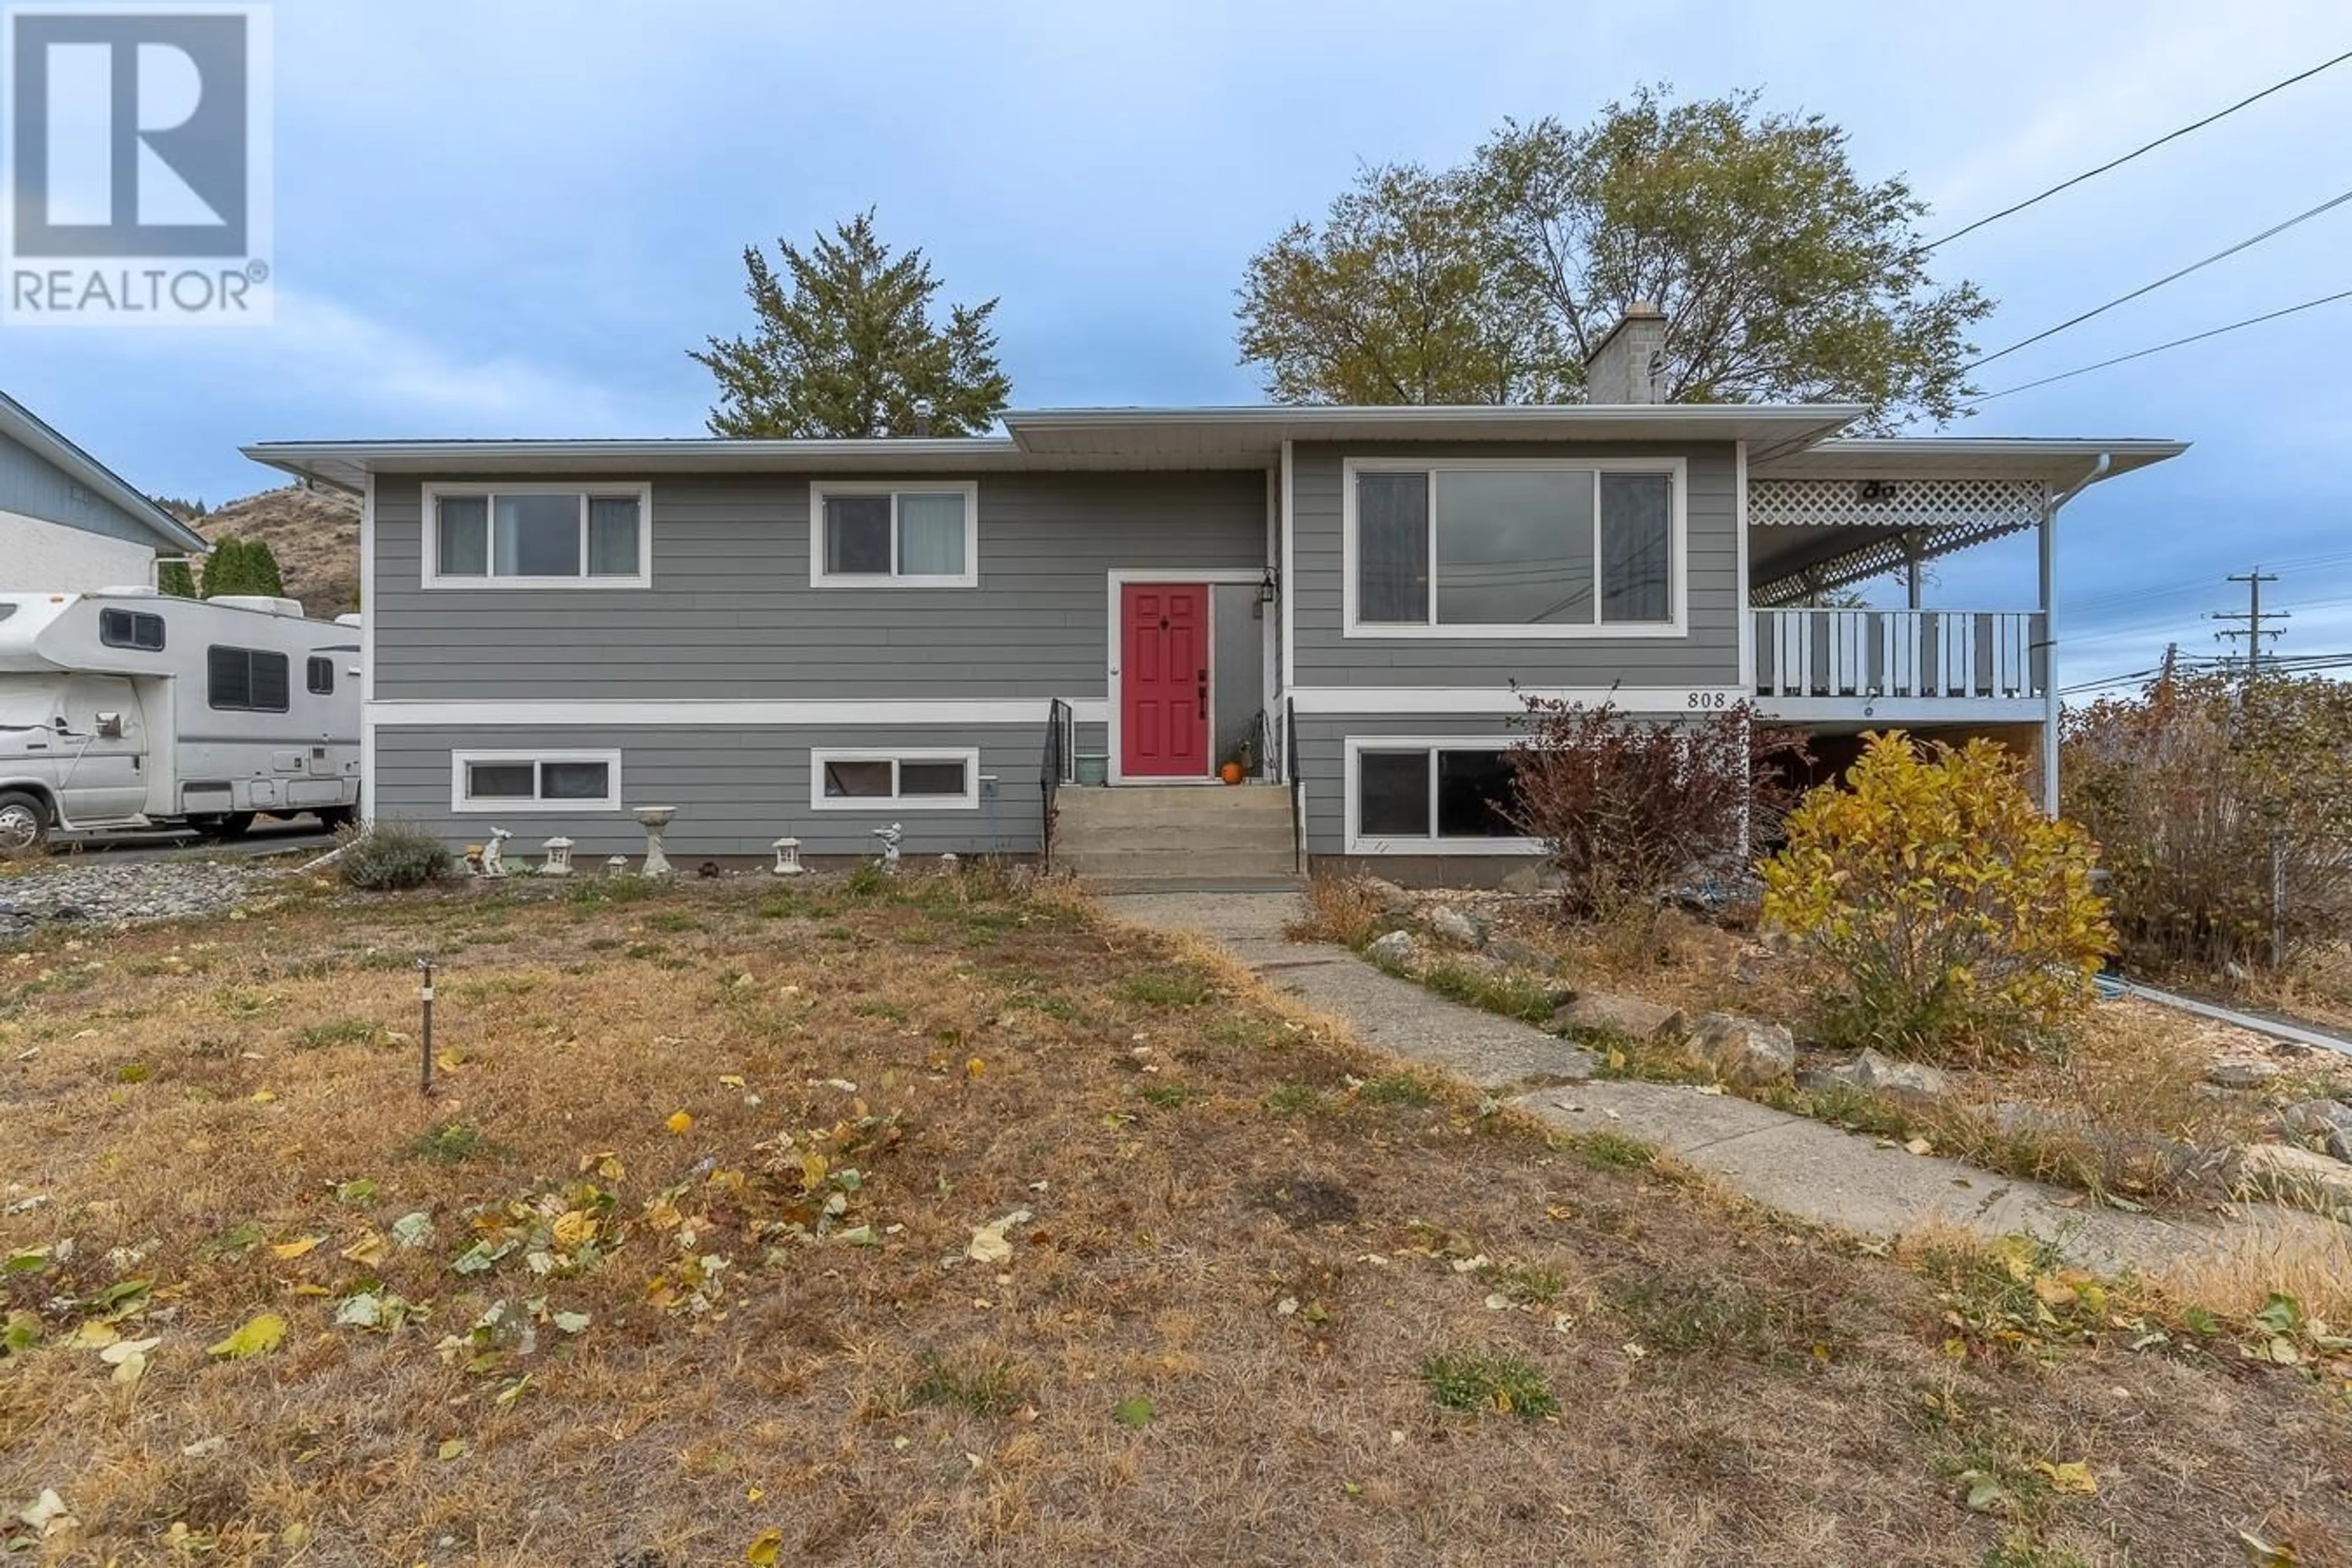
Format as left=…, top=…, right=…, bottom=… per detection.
left=666, top=1110, right=694, bottom=1135
left=269, top=1236, right=324, bottom=1261
left=1902, top=1137, right=1934, bottom=1156
left=390, top=1212, right=434, bottom=1249
left=437, top=1438, right=469, bottom=1461
left=745, top=1528, right=784, bottom=1566
left=2034, top=1460, right=2097, bottom=1495
left=206, top=1313, right=285, bottom=1359
left=341, top=1233, right=386, bottom=1267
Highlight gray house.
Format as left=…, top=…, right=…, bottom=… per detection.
left=0, top=391, right=208, bottom=594
left=245, top=315, right=2184, bottom=883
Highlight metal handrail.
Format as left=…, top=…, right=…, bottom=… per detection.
left=1283, top=695, right=1303, bottom=875
left=1041, top=697, right=1074, bottom=869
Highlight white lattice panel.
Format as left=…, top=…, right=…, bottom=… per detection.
left=1748, top=477, right=2044, bottom=532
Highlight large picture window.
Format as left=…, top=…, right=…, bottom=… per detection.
left=1346, top=459, right=1680, bottom=637
left=1345, top=739, right=1535, bottom=854
left=809, top=482, right=978, bottom=587
left=424, top=485, right=650, bottom=587
left=450, top=750, right=622, bottom=813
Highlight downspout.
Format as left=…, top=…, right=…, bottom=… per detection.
left=2040, top=452, right=2112, bottom=814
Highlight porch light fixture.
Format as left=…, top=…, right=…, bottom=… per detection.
left=1257, top=567, right=1280, bottom=607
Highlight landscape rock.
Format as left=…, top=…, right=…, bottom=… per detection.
left=1499, top=866, right=1544, bottom=897
left=1793, top=1066, right=1847, bottom=1096
left=2275, top=1098, right=2352, bottom=1163
left=1485, top=935, right=1558, bottom=974
left=1550, top=992, right=1687, bottom=1044
left=1421, top=905, right=1488, bottom=950
left=1690, top=1012, right=1796, bottom=1087
left=2207, top=1058, right=2282, bottom=1091
left=1838, top=1048, right=1951, bottom=1103
left=1355, top=876, right=1415, bottom=916
left=1364, top=929, right=1419, bottom=968
left=2235, top=1142, right=2352, bottom=1213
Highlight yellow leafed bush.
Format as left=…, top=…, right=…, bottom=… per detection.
left=1759, top=732, right=2113, bottom=1064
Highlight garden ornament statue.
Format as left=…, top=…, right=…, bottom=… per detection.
left=540, top=837, right=575, bottom=876
left=480, top=826, right=512, bottom=879
left=772, top=837, right=805, bottom=876
left=873, top=821, right=902, bottom=870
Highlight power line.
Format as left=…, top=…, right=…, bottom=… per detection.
left=1924, top=48, right=2352, bottom=251
left=1964, top=287, right=2352, bottom=404
left=1970, top=186, right=2352, bottom=368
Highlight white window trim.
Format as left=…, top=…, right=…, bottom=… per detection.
left=1341, top=455, right=1687, bottom=640
left=808, top=480, right=981, bottom=589
left=450, top=748, right=624, bottom=813
left=1341, top=734, right=1542, bottom=856
left=421, top=483, right=654, bottom=590
left=809, top=747, right=981, bottom=810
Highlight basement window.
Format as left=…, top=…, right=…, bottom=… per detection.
left=1345, top=739, right=1535, bottom=854
left=450, top=750, right=622, bottom=812
left=810, top=748, right=978, bottom=810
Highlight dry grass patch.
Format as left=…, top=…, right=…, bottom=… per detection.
left=1, top=873, right=2348, bottom=1565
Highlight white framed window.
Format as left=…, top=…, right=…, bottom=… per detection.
left=450, top=749, right=623, bottom=813
left=423, top=484, right=652, bottom=589
left=809, top=747, right=979, bottom=810
left=809, top=481, right=979, bottom=587
left=1343, top=457, right=1685, bottom=639
left=1342, top=736, right=1539, bottom=855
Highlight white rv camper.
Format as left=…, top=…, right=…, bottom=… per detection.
left=0, top=589, right=361, bottom=853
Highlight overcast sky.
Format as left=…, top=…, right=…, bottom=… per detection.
left=6, top=0, right=2348, bottom=690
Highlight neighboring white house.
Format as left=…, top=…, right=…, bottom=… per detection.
left=0, top=391, right=208, bottom=594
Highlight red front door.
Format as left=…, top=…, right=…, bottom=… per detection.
left=1120, top=582, right=1208, bottom=778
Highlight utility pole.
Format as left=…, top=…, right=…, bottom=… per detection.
left=2209, top=571, right=2291, bottom=970
left=2212, top=568, right=2287, bottom=674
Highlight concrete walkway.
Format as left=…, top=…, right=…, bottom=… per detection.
left=1103, top=890, right=2323, bottom=1276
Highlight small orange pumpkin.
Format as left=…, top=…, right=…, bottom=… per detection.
left=1219, top=761, right=1245, bottom=785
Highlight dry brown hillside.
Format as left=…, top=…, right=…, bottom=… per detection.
left=172, top=484, right=361, bottom=619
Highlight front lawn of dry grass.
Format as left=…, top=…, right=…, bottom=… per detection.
left=2, top=871, right=2350, bottom=1566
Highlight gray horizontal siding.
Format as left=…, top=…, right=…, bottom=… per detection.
left=374, top=472, right=1267, bottom=701
left=1289, top=441, right=1741, bottom=689
left=374, top=724, right=1052, bottom=858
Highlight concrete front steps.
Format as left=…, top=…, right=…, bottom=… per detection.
left=1052, top=783, right=1300, bottom=891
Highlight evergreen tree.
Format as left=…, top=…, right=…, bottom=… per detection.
left=245, top=539, right=285, bottom=597
left=690, top=210, right=1012, bottom=438
left=157, top=558, right=197, bottom=598
left=200, top=538, right=247, bottom=598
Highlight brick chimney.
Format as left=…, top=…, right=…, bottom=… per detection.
left=1584, top=302, right=1667, bottom=404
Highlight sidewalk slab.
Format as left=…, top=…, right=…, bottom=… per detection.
left=1102, top=889, right=2321, bottom=1276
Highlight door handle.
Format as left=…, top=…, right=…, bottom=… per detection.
left=1197, top=670, right=1208, bottom=720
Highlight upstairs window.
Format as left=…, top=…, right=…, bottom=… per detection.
left=1348, top=460, right=1680, bottom=636
left=810, top=482, right=978, bottom=587
left=426, top=486, right=650, bottom=587
left=99, top=608, right=165, bottom=650
left=207, top=646, right=289, bottom=713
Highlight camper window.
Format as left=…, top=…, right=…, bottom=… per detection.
left=306, top=656, right=334, bottom=696
left=99, top=609, right=165, bottom=652
left=207, top=646, right=291, bottom=713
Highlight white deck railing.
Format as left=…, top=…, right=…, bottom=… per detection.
left=1754, top=609, right=2046, bottom=701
